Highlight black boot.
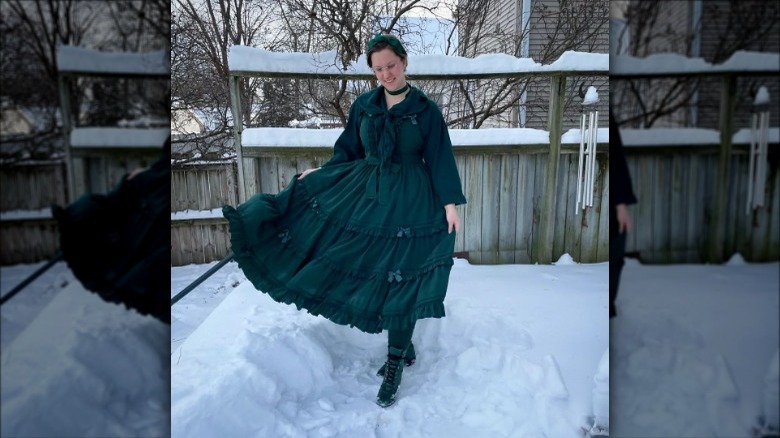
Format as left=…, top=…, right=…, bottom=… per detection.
left=376, top=346, right=405, bottom=408
left=377, top=342, right=416, bottom=376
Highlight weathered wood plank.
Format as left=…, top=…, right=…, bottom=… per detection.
left=277, top=155, right=299, bottom=191
left=454, top=154, right=467, bottom=254
left=480, top=154, right=501, bottom=264
left=498, top=154, right=518, bottom=264
left=513, top=154, right=535, bottom=263
left=242, top=157, right=259, bottom=198
left=185, top=168, right=199, bottom=211
left=563, top=153, right=582, bottom=262
left=596, top=155, right=610, bottom=262
left=530, top=153, right=547, bottom=261
left=258, top=156, right=280, bottom=194
left=552, top=154, right=570, bottom=261
left=670, top=153, right=687, bottom=262
left=464, top=155, right=483, bottom=264
left=578, top=155, right=601, bottom=264
left=684, top=155, right=700, bottom=262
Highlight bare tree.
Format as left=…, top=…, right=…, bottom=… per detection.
left=1, top=0, right=106, bottom=161
left=171, top=0, right=289, bottom=162
left=613, top=0, right=779, bottom=128
left=445, top=0, right=609, bottom=128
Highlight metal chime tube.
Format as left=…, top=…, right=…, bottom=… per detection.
left=589, top=111, right=599, bottom=207
left=747, top=113, right=757, bottom=215
left=756, top=111, right=769, bottom=208
left=576, top=113, right=586, bottom=215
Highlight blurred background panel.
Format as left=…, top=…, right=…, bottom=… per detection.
left=610, top=1, right=779, bottom=437
left=1, top=1, right=171, bottom=437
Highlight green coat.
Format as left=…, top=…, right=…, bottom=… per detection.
left=223, top=85, right=466, bottom=333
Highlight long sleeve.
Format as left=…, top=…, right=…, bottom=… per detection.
left=422, top=104, right=467, bottom=207
left=610, top=114, right=637, bottom=207
left=322, top=101, right=365, bottom=167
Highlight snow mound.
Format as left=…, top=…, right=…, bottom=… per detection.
left=754, top=86, right=770, bottom=106
left=554, top=253, right=577, bottom=265
left=1, top=282, right=169, bottom=437
left=725, top=253, right=747, bottom=266
left=583, top=86, right=599, bottom=105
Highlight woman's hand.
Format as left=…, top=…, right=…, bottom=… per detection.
left=298, top=167, right=321, bottom=180
left=126, top=167, right=147, bottom=180
left=616, top=203, right=632, bottom=233
left=444, top=204, right=461, bottom=234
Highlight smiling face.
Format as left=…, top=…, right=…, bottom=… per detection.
left=370, top=48, right=407, bottom=92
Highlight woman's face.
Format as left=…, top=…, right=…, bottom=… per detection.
left=370, top=48, right=407, bottom=92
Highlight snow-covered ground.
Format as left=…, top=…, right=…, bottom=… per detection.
left=171, top=255, right=608, bottom=438
left=612, top=256, right=780, bottom=437
left=2, top=254, right=777, bottom=437
left=1, top=262, right=169, bottom=438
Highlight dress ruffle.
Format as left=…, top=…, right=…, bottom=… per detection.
left=223, top=159, right=455, bottom=334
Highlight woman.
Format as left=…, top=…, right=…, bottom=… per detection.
left=222, top=34, right=466, bottom=407
left=609, top=113, right=636, bottom=318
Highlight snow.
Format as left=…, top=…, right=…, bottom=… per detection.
left=754, top=86, right=771, bottom=106
left=70, top=127, right=170, bottom=149
left=2, top=251, right=777, bottom=436
left=764, top=349, right=780, bottom=429
left=561, top=128, right=608, bottom=144
left=0, top=208, right=53, bottom=221
left=612, top=257, right=780, bottom=437
left=1, top=263, right=169, bottom=437
left=583, top=86, right=600, bottom=105
left=621, top=127, right=780, bottom=147
left=171, top=257, right=608, bottom=437
left=171, top=208, right=225, bottom=221
left=241, top=127, right=610, bottom=148
left=229, top=45, right=608, bottom=76
left=592, top=349, right=609, bottom=428
left=56, top=45, right=170, bottom=76
left=611, top=50, right=780, bottom=76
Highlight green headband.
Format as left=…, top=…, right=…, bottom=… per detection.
left=367, top=34, right=407, bottom=56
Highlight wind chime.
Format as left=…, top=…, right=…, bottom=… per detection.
left=576, top=86, right=599, bottom=215
left=747, top=86, right=770, bottom=215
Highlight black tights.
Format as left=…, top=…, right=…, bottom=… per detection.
left=610, top=231, right=627, bottom=318
left=387, top=323, right=415, bottom=351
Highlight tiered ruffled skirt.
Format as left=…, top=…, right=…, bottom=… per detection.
left=222, top=158, right=456, bottom=333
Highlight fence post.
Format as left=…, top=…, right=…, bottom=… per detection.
left=535, top=75, right=566, bottom=264
left=708, top=74, right=737, bottom=263
left=57, top=74, right=76, bottom=202
left=229, top=74, right=247, bottom=203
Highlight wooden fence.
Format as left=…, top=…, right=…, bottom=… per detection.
left=170, top=141, right=610, bottom=266
left=1, top=149, right=160, bottom=265
left=6, top=140, right=777, bottom=266
left=624, top=142, right=780, bottom=263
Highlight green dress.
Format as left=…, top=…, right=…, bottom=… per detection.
left=222, top=86, right=466, bottom=334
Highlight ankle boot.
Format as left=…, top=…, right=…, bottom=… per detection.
left=377, top=342, right=416, bottom=376
left=376, top=346, right=405, bottom=408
